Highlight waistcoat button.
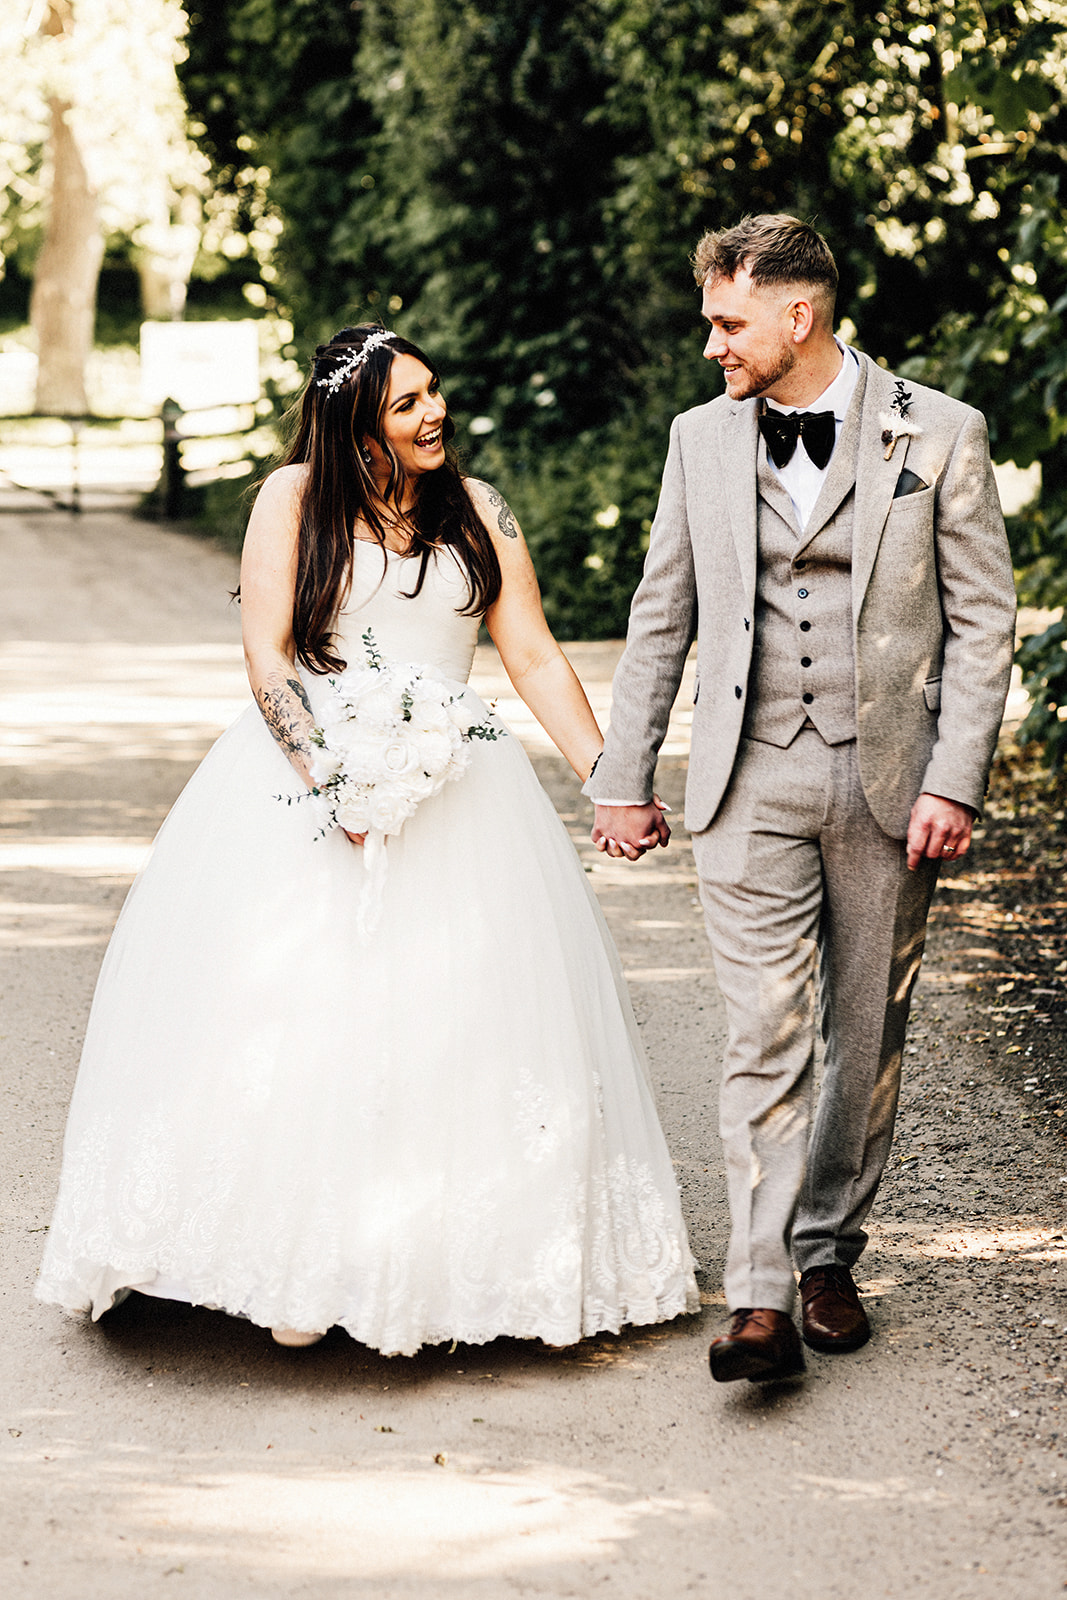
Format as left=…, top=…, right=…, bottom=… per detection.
left=802, top=692, right=814, bottom=704
left=797, top=588, right=809, bottom=599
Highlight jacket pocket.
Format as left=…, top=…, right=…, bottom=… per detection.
left=923, top=676, right=942, bottom=712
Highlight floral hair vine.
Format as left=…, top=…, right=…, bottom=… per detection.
left=879, top=380, right=922, bottom=461
left=315, top=329, right=397, bottom=392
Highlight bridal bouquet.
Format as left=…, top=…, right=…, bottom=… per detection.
left=300, top=629, right=503, bottom=932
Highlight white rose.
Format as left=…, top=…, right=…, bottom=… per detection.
left=415, top=729, right=459, bottom=775
left=330, top=668, right=382, bottom=712
left=334, top=795, right=372, bottom=833
left=357, top=683, right=402, bottom=731
left=408, top=702, right=451, bottom=737
left=381, top=735, right=423, bottom=777
left=351, top=738, right=399, bottom=784
left=396, top=769, right=438, bottom=802
left=367, top=788, right=417, bottom=834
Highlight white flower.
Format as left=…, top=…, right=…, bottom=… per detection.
left=355, top=682, right=400, bottom=730
left=408, top=699, right=453, bottom=736
left=878, top=410, right=922, bottom=440
left=416, top=729, right=458, bottom=774
left=447, top=695, right=479, bottom=734
left=330, top=670, right=384, bottom=711
left=309, top=748, right=344, bottom=785
left=278, top=629, right=502, bottom=935
left=334, top=795, right=372, bottom=833
left=366, top=787, right=419, bottom=833
left=381, top=735, right=423, bottom=778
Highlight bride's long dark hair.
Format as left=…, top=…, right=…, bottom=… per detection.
left=280, top=324, right=502, bottom=674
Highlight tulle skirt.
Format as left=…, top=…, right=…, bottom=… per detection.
left=37, top=694, right=698, bottom=1354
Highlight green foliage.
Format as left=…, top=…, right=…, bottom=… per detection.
left=882, top=10, right=1067, bottom=769
left=183, top=0, right=1067, bottom=756
left=1016, top=620, right=1067, bottom=768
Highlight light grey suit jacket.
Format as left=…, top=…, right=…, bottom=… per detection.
left=586, top=352, right=1017, bottom=839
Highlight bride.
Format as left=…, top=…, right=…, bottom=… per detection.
left=37, top=324, right=698, bottom=1355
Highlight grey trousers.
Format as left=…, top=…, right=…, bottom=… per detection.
left=691, top=730, right=938, bottom=1313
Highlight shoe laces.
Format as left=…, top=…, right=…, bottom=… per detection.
left=801, top=1264, right=853, bottom=1299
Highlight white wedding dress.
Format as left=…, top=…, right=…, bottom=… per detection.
left=37, top=542, right=698, bottom=1354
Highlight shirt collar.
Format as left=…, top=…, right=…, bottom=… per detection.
left=765, top=339, right=859, bottom=421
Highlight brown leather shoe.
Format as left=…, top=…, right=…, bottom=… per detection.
left=799, top=1264, right=871, bottom=1352
left=708, top=1307, right=805, bottom=1384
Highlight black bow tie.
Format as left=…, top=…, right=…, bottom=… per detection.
left=758, top=408, right=836, bottom=470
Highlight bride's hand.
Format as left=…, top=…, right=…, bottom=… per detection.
left=343, top=829, right=367, bottom=848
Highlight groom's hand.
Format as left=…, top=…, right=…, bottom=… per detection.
left=905, top=792, right=975, bottom=871
left=591, top=801, right=671, bottom=861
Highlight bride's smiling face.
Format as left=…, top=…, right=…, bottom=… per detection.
left=371, top=354, right=448, bottom=480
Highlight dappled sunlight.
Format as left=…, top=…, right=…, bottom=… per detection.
left=869, top=1222, right=1066, bottom=1264
left=0, top=640, right=248, bottom=769
left=0, top=641, right=248, bottom=732
left=0, top=725, right=232, bottom=767
left=0, top=897, right=121, bottom=947
left=791, top=1473, right=944, bottom=1506
left=623, top=964, right=715, bottom=983
left=589, top=863, right=697, bottom=889
left=0, top=1453, right=721, bottom=1581
left=0, top=839, right=151, bottom=874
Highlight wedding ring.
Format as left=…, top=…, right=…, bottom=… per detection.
left=942, top=845, right=955, bottom=855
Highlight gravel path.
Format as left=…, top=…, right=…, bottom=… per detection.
left=1, top=508, right=1063, bottom=1598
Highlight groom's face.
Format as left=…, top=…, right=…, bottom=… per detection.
left=701, top=269, right=798, bottom=402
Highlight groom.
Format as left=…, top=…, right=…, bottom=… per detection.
left=586, top=215, right=1016, bottom=1383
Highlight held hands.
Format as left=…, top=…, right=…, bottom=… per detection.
left=906, top=792, right=976, bottom=872
left=591, top=798, right=672, bottom=861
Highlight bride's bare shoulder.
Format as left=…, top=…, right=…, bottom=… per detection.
left=243, top=465, right=310, bottom=560
left=255, top=463, right=309, bottom=505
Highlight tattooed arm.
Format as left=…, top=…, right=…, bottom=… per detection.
left=467, top=478, right=519, bottom=539
left=253, top=669, right=316, bottom=779
left=239, top=466, right=363, bottom=843
left=465, top=478, right=603, bottom=783
left=237, top=467, right=317, bottom=781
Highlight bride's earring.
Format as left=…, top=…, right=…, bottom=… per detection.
left=360, top=444, right=373, bottom=466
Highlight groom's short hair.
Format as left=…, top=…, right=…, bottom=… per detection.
left=693, top=215, right=838, bottom=316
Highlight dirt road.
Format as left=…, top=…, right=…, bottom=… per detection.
left=1, top=508, right=1063, bottom=1598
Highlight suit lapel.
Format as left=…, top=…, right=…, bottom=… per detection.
left=796, top=361, right=867, bottom=551
left=717, top=401, right=759, bottom=602
left=851, top=354, right=914, bottom=605
left=756, top=447, right=799, bottom=531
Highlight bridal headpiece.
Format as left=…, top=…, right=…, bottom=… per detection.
left=315, top=329, right=397, bottom=392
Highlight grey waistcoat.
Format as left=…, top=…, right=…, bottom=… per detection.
left=743, top=437, right=860, bottom=749
left=742, top=454, right=857, bottom=745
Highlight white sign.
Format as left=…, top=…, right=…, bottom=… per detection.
left=140, top=321, right=261, bottom=411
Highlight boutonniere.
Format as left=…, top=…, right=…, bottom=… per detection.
left=880, top=381, right=922, bottom=460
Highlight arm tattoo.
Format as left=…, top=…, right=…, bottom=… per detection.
left=256, top=674, right=314, bottom=760
left=476, top=481, right=519, bottom=538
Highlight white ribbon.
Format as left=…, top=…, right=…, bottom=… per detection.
left=357, top=827, right=389, bottom=941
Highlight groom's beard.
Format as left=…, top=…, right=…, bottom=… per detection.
left=722, top=334, right=796, bottom=402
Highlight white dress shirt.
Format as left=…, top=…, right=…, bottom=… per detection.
left=763, top=341, right=859, bottom=530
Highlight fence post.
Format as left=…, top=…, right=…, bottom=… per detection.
left=160, top=397, right=185, bottom=518
left=68, top=415, right=82, bottom=515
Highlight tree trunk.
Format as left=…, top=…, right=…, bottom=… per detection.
left=30, top=0, right=104, bottom=416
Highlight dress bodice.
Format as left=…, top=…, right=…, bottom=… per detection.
left=331, top=541, right=481, bottom=685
